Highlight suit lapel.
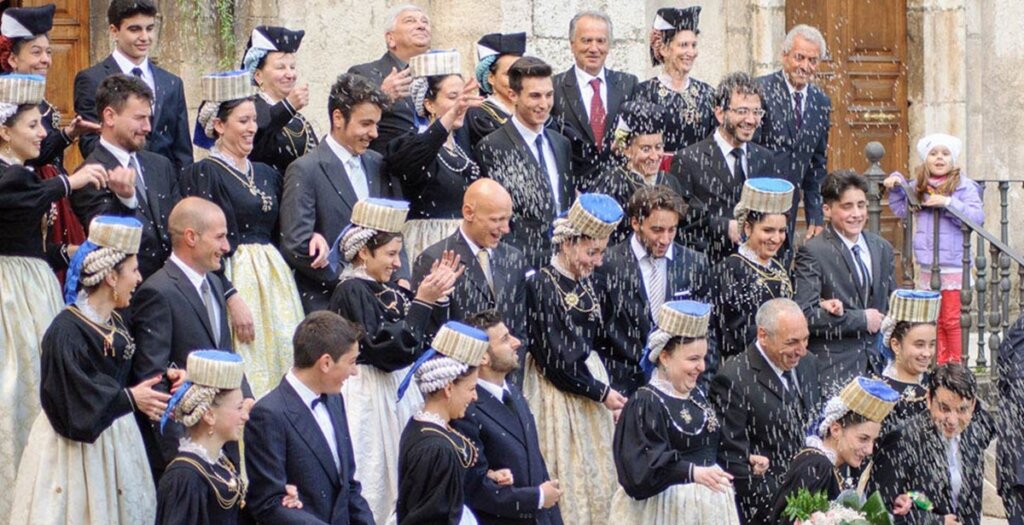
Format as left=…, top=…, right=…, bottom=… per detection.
left=282, top=382, right=342, bottom=486
left=490, top=244, right=510, bottom=300
left=164, top=261, right=218, bottom=344
left=317, top=143, right=358, bottom=210
left=774, top=72, right=798, bottom=140
left=825, top=228, right=865, bottom=307
left=135, top=154, right=166, bottom=240
left=666, top=247, right=693, bottom=300
left=207, top=275, right=230, bottom=349
left=363, top=154, right=383, bottom=197
left=453, top=232, right=494, bottom=300
left=328, top=395, right=351, bottom=484
left=749, top=346, right=786, bottom=403
left=475, top=386, right=528, bottom=446
left=150, top=66, right=166, bottom=128
left=547, top=132, right=573, bottom=207
left=606, top=70, right=626, bottom=128
left=866, top=234, right=885, bottom=304
left=562, top=69, right=595, bottom=143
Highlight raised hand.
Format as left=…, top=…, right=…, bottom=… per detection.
left=286, top=83, right=310, bottom=111
left=106, top=165, right=137, bottom=199
left=381, top=67, right=414, bottom=102
left=67, top=163, right=107, bottom=191
left=440, top=79, right=485, bottom=131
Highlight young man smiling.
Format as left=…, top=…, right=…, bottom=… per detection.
left=792, top=169, right=896, bottom=393
left=73, top=0, right=192, bottom=171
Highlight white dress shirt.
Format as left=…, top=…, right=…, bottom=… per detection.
left=325, top=135, right=369, bottom=201
left=285, top=371, right=340, bottom=471
left=713, top=128, right=748, bottom=178
left=834, top=227, right=873, bottom=283
left=574, top=65, right=607, bottom=120
left=459, top=225, right=492, bottom=258
left=168, top=253, right=221, bottom=334
left=630, top=233, right=674, bottom=316
left=511, top=116, right=561, bottom=210
left=111, top=47, right=155, bottom=93
left=784, top=76, right=808, bottom=115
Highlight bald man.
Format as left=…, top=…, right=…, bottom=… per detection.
left=131, top=196, right=254, bottom=480
left=412, top=179, right=531, bottom=381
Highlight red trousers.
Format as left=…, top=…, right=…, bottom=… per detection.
left=937, top=289, right=963, bottom=364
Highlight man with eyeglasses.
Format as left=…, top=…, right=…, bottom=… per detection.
left=669, top=71, right=774, bottom=265
left=754, top=24, right=833, bottom=249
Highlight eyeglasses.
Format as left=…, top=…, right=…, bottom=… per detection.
left=727, top=107, right=766, bottom=118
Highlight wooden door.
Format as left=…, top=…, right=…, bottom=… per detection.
left=12, top=0, right=91, bottom=169
left=786, top=0, right=910, bottom=280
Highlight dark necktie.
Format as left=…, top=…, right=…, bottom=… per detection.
left=730, top=147, right=746, bottom=180
left=502, top=390, right=519, bottom=417
left=781, top=369, right=798, bottom=395
left=131, top=66, right=144, bottom=79
left=793, top=91, right=804, bottom=129
left=851, top=244, right=871, bottom=295
left=311, top=393, right=329, bottom=410
left=588, top=78, right=606, bottom=151
left=534, top=134, right=548, bottom=175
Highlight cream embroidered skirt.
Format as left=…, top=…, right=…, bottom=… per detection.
left=524, top=352, right=616, bottom=525
left=609, top=482, right=741, bottom=525
left=0, top=255, right=62, bottom=519
left=402, top=218, right=461, bottom=267
left=224, top=243, right=305, bottom=398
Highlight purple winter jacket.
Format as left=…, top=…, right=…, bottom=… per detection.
left=888, top=172, right=985, bottom=268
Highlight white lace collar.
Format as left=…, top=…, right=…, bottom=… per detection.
left=338, top=264, right=376, bottom=283
left=804, top=435, right=839, bottom=465
left=74, top=290, right=111, bottom=325
left=882, top=362, right=923, bottom=385
left=178, top=437, right=225, bottom=465
left=738, top=243, right=771, bottom=268
left=650, top=368, right=692, bottom=400
left=550, top=255, right=577, bottom=281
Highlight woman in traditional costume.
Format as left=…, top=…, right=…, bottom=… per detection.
left=0, top=72, right=107, bottom=518
left=155, top=350, right=273, bottom=524
left=1, top=4, right=100, bottom=276
left=768, top=376, right=903, bottom=523
left=328, top=197, right=463, bottom=524
left=182, top=69, right=304, bottom=398
left=396, top=321, right=490, bottom=524
left=523, top=192, right=625, bottom=525
left=713, top=178, right=795, bottom=360
left=632, top=6, right=715, bottom=159
left=610, top=300, right=741, bottom=524
left=465, top=32, right=525, bottom=148
left=386, top=50, right=482, bottom=262
left=11, top=215, right=169, bottom=524
left=241, top=25, right=317, bottom=174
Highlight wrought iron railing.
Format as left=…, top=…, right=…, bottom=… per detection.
left=862, top=142, right=1024, bottom=380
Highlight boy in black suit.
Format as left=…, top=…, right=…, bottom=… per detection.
left=454, top=310, right=564, bottom=525
left=245, top=311, right=374, bottom=525
left=73, top=0, right=192, bottom=171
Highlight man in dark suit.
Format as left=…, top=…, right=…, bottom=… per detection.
left=669, top=72, right=774, bottom=265
left=453, top=310, right=564, bottom=525
left=792, top=170, right=895, bottom=392
left=279, top=73, right=397, bottom=312
left=549, top=11, right=638, bottom=185
left=348, top=4, right=429, bottom=154
left=131, top=197, right=254, bottom=479
left=710, top=298, right=821, bottom=524
left=412, top=178, right=530, bottom=355
left=476, top=56, right=573, bottom=269
left=70, top=74, right=177, bottom=281
left=597, top=185, right=713, bottom=396
left=73, top=0, right=192, bottom=171
left=754, top=24, right=832, bottom=242
left=246, top=311, right=375, bottom=525
left=874, top=364, right=995, bottom=525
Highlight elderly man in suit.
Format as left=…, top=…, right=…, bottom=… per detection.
left=73, top=0, right=192, bottom=171
left=669, top=72, right=774, bottom=265
left=246, top=311, right=374, bottom=525
left=874, top=364, right=995, bottom=525
left=549, top=11, right=638, bottom=186
left=279, top=73, right=398, bottom=312
left=348, top=4, right=428, bottom=154
left=793, top=170, right=895, bottom=392
left=754, top=24, right=832, bottom=243
left=413, top=179, right=529, bottom=352
left=130, top=197, right=254, bottom=479
left=710, top=298, right=821, bottom=524
left=597, top=184, right=712, bottom=396
left=453, top=310, right=564, bottom=525
left=476, top=56, right=573, bottom=269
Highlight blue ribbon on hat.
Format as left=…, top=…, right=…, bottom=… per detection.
left=474, top=55, right=498, bottom=94
left=63, top=240, right=98, bottom=304
left=243, top=47, right=269, bottom=77
left=397, top=348, right=437, bottom=401
left=192, top=102, right=216, bottom=149
left=160, top=380, right=193, bottom=433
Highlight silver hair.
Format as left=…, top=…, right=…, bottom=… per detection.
left=782, top=24, right=827, bottom=57
left=569, top=10, right=614, bottom=42
left=755, top=298, right=804, bottom=334
left=384, top=4, right=427, bottom=34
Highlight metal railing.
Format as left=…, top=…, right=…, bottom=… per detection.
left=862, top=142, right=1024, bottom=380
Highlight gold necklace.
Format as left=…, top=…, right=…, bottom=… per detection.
left=67, top=306, right=134, bottom=358
left=734, top=254, right=793, bottom=297
left=207, top=157, right=274, bottom=213
left=541, top=267, right=601, bottom=316
left=169, top=455, right=247, bottom=510
left=421, top=426, right=479, bottom=469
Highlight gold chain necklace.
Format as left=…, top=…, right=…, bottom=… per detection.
left=169, top=455, right=247, bottom=510
left=420, top=425, right=478, bottom=469
left=734, top=254, right=793, bottom=297
left=207, top=157, right=274, bottom=213
left=542, top=267, right=601, bottom=316
left=67, top=306, right=135, bottom=358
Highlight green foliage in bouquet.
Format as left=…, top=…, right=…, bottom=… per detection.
left=783, top=488, right=831, bottom=521
left=835, top=489, right=894, bottom=525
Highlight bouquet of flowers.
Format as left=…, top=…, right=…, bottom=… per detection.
left=783, top=488, right=895, bottom=525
